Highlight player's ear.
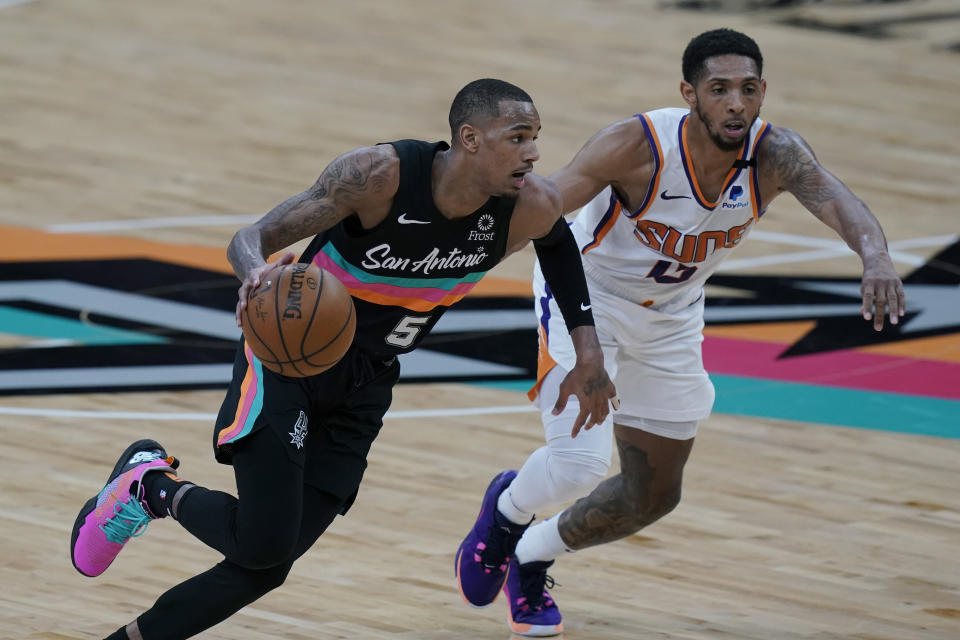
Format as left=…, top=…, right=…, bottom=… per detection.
left=680, top=81, right=697, bottom=109
left=459, top=123, right=480, bottom=153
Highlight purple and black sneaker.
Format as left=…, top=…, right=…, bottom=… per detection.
left=455, top=470, right=530, bottom=607
left=503, top=557, right=563, bottom=637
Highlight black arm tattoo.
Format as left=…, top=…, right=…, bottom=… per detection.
left=228, top=148, right=391, bottom=280
left=765, top=129, right=842, bottom=216
left=259, top=147, right=387, bottom=250
left=557, top=439, right=659, bottom=550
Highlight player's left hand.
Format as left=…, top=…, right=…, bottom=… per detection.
left=554, top=327, right=618, bottom=437
left=861, top=258, right=905, bottom=331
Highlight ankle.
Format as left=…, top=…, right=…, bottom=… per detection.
left=496, top=484, right=535, bottom=526
left=514, top=513, right=570, bottom=565
left=103, top=624, right=129, bottom=640
left=139, top=470, right=194, bottom=519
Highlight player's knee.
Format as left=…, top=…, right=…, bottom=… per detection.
left=239, top=561, right=292, bottom=596
left=651, top=483, right=683, bottom=519
left=548, top=451, right=610, bottom=497
left=258, top=562, right=293, bottom=593
left=232, top=531, right=298, bottom=570
left=622, top=474, right=683, bottom=525
left=239, top=562, right=292, bottom=600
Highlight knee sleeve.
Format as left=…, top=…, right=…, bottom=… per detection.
left=546, top=447, right=610, bottom=497
left=510, top=409, right=613, bottom=514
left=511, top=444, right=611, bottom=514
left=510, top=365, right=614, bottom=514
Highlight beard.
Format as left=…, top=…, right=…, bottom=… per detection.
left=696, top=102, right=759, bottom=152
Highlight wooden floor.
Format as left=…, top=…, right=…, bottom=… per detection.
left=2, top=1, right=959, bottom=638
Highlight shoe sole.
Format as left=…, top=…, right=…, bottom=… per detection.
left=69, top=439, right=169, bottom=576
left=508, top=619, right=564, bottom=638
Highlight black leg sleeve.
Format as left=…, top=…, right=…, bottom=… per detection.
left=174, top=427, right=305, bottom=569
left=135, top=484, right=343, bottom=640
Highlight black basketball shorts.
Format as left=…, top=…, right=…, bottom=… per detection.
left=213, top=339, right=400, bottom=514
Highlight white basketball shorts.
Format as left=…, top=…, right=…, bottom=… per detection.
left=530, top=263, right=715, bottom=432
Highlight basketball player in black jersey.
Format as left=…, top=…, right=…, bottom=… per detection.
left=69, top=78, right=617, bottom=640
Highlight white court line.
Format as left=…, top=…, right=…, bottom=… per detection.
left=746, top=230, right=926, bottom=267
left=719, top=248, right=851, bottom=271
left=45, top=215, right=260, bottom=233
left=719, top=246, right=925, bottom=270
left=749, top=230, right=850, bottom=250
left=0, top=404, right=538, bottom=421
left=0, top=0, right=38, bottom=8
left=889, top=234, right=958, bottom=250
left=747, top=230, right=955, bottom=251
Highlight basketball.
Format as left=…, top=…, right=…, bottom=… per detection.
left=242, top=262, right=356, bottom=377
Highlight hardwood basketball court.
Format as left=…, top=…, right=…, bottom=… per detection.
left=1, top=1, right=958, bottom=638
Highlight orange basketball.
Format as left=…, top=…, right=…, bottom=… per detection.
left=242, top=262, right=356, bottom=377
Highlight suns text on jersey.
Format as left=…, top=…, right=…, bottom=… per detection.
left=634, top=218, right=753, bottom=263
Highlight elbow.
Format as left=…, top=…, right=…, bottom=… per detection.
left=226, top=228, right=248, bottom=262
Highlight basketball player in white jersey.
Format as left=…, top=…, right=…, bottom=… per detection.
left=455, top=28, right=906, bottom=636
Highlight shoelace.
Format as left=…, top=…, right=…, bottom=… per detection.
left=475, top=523, right=518, bottom=573
left=99, top=497, right=151, bottom=544
left=518, top=568, right=557, bottom=611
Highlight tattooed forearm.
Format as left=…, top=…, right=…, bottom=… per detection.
left=226, top=226, right=266, bottom=281
left=558, top=439, right=680, bottom=550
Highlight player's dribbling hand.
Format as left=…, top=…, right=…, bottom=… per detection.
left=861, top=259, right=905, bottom=331
left=235, top=252, right=296, bottom=327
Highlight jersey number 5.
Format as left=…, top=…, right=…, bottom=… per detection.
left=385, top=315, right=430, bottom=348
left=646, top=259, right=698, bottom=284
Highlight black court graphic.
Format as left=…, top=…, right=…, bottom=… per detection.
left=1, top=241, right=958, bottom=395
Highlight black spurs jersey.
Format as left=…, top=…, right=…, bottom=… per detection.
left=300, top=139, right=515, bottom=356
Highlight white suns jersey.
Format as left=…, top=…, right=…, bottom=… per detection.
left=571, top=107, right=771, bottom=314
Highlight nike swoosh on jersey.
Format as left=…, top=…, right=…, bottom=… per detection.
left=660, top=190, right=692, bottom=200
left=398, top=213, right=431, bottom=224
left=580, top=303, right=592, bottom=311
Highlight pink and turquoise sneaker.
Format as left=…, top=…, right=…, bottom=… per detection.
left=70, top=439, right=179, bottom=577
left=503, top=557, right=563, bottom=637
left=455, top=470, right=529, bottom=607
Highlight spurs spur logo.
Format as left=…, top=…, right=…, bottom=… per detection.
left=289, top=410, right=308, bottom=449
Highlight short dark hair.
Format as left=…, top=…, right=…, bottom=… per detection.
left=682, top=28, right=763, bottom=85
left=448, top=78, right=533, bottom=140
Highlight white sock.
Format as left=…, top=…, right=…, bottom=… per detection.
left=497, top=482, right=535, bottom=525
left=514, top=513, right=572, bottom=565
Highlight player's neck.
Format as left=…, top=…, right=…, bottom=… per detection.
left=686, top=117, right=743, bottom=172
left=431, top=147, right=492, bottom=220
left=685, top=118, right=745, bottom=197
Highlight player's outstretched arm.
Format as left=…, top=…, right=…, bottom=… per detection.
left=228, top=145, right=398, bottom=326
left=507, top=176, right=617, bottom=435
left=762, top=127, right=905, bottom=331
